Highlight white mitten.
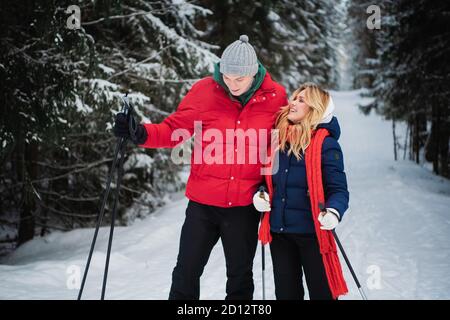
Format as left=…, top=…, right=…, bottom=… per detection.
left=253, top=191, right=271, bottom=212
left=318, top=208, right=340, bottom=230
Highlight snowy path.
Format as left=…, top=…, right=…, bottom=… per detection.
left=1, top=90, right=450, bottom=299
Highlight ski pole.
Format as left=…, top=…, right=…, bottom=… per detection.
left=319, top=203, right=368, bottom=300
left=258, top=186, right=268, bottom=300
left=100, top=95, right=135, bottom=299
left=260, top=223, right=266, bottom=300
left=78, top=137, right=125, bottom=300
left=101, top=137, right=127, bottom=299
left=332, top=229, right=368, bottom=300
left=78, top=95, right=131, bottom=300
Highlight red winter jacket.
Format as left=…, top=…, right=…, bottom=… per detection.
left=140, top=73, right=288, bottom=208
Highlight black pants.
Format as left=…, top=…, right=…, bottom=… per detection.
left=169, top=200, right=260, bottom=300
left=270, top=232, right=334, bottom=300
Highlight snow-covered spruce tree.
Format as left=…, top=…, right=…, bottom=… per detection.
left=197, top=0, right=344, bottom=92
left=0, top=0, right=218, bottom=249
left=378, top=0, right=449, bottom=176
left=263, top=0, right=344, bottom=90
left=0, top=0, right=98, bottom=245
left=350, top=0, right=449, bottom=177
left=347, top=0, right=378, bottom=91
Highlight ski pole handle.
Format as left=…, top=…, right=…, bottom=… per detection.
left=121, top=94, right=138, bottom=142
left=258, top=185, right=268, bottom=199
left=121, top=94, right=131, bottom=115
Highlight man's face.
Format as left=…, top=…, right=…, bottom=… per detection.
left=223, top=74, right=254, bottom=96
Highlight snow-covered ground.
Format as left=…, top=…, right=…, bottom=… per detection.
left=1, top=90, right=449, bottom=300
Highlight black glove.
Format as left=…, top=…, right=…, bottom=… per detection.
left=113, top=112, right=148, bottom=145
left=113, top=112, right=130, bottom=138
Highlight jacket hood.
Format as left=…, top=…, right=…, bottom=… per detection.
left=316, top=95, right=340, bottom=140
left=320, top=95, right=335, bottom=124
left=317, top=117, right=341, bottom=140
left=317, top=116, right=340, bottom=140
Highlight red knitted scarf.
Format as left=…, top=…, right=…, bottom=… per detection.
left=258, top=127, right=348, bottom=299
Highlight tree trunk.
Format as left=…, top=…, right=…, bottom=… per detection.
left=409, top=119, right=414, bottom=161
left=425, top=105, right=439, bottom=173
left=413, top=113, right=427, bottom=164
left=392, top=119, right=398, bottom=161
left=17, top=140, right=38, bottom=246
left=438, top=111, right=449, bottom=178
left=414, top=115, right=420, bottom=164
left=403, top=122, right=409, bottom=160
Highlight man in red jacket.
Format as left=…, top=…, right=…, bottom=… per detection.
left=114, top=35, right=287, bottom=299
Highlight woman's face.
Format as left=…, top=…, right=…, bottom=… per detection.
left=287, top=90, right=310, bottom=123
left=223, top=74, right=254, bottom=96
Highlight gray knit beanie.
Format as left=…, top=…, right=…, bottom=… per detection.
left=220, top=35, right=258, bottom=76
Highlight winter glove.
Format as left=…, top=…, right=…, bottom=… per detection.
left=113, top=112, right=148, bottom=145
left=253, top=188, right=271, bottom=212
left=113, top=112, right=130, bottom=138
left=318, top=208, right=340, bottom=230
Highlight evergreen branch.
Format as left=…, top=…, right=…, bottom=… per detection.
left=82, top=10, right=156, bottom=26
left=7, top=158, right=114, bottom=189
left=107, top=44, right=173, bottom=80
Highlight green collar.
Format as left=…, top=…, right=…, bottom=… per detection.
left=213, top=61, right=267, bottom=106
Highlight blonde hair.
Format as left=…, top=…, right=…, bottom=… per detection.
left=276, top=82, right=330, bottom=160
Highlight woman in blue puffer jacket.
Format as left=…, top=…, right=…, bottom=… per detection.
left=253, top=83, right=349, bottom=300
